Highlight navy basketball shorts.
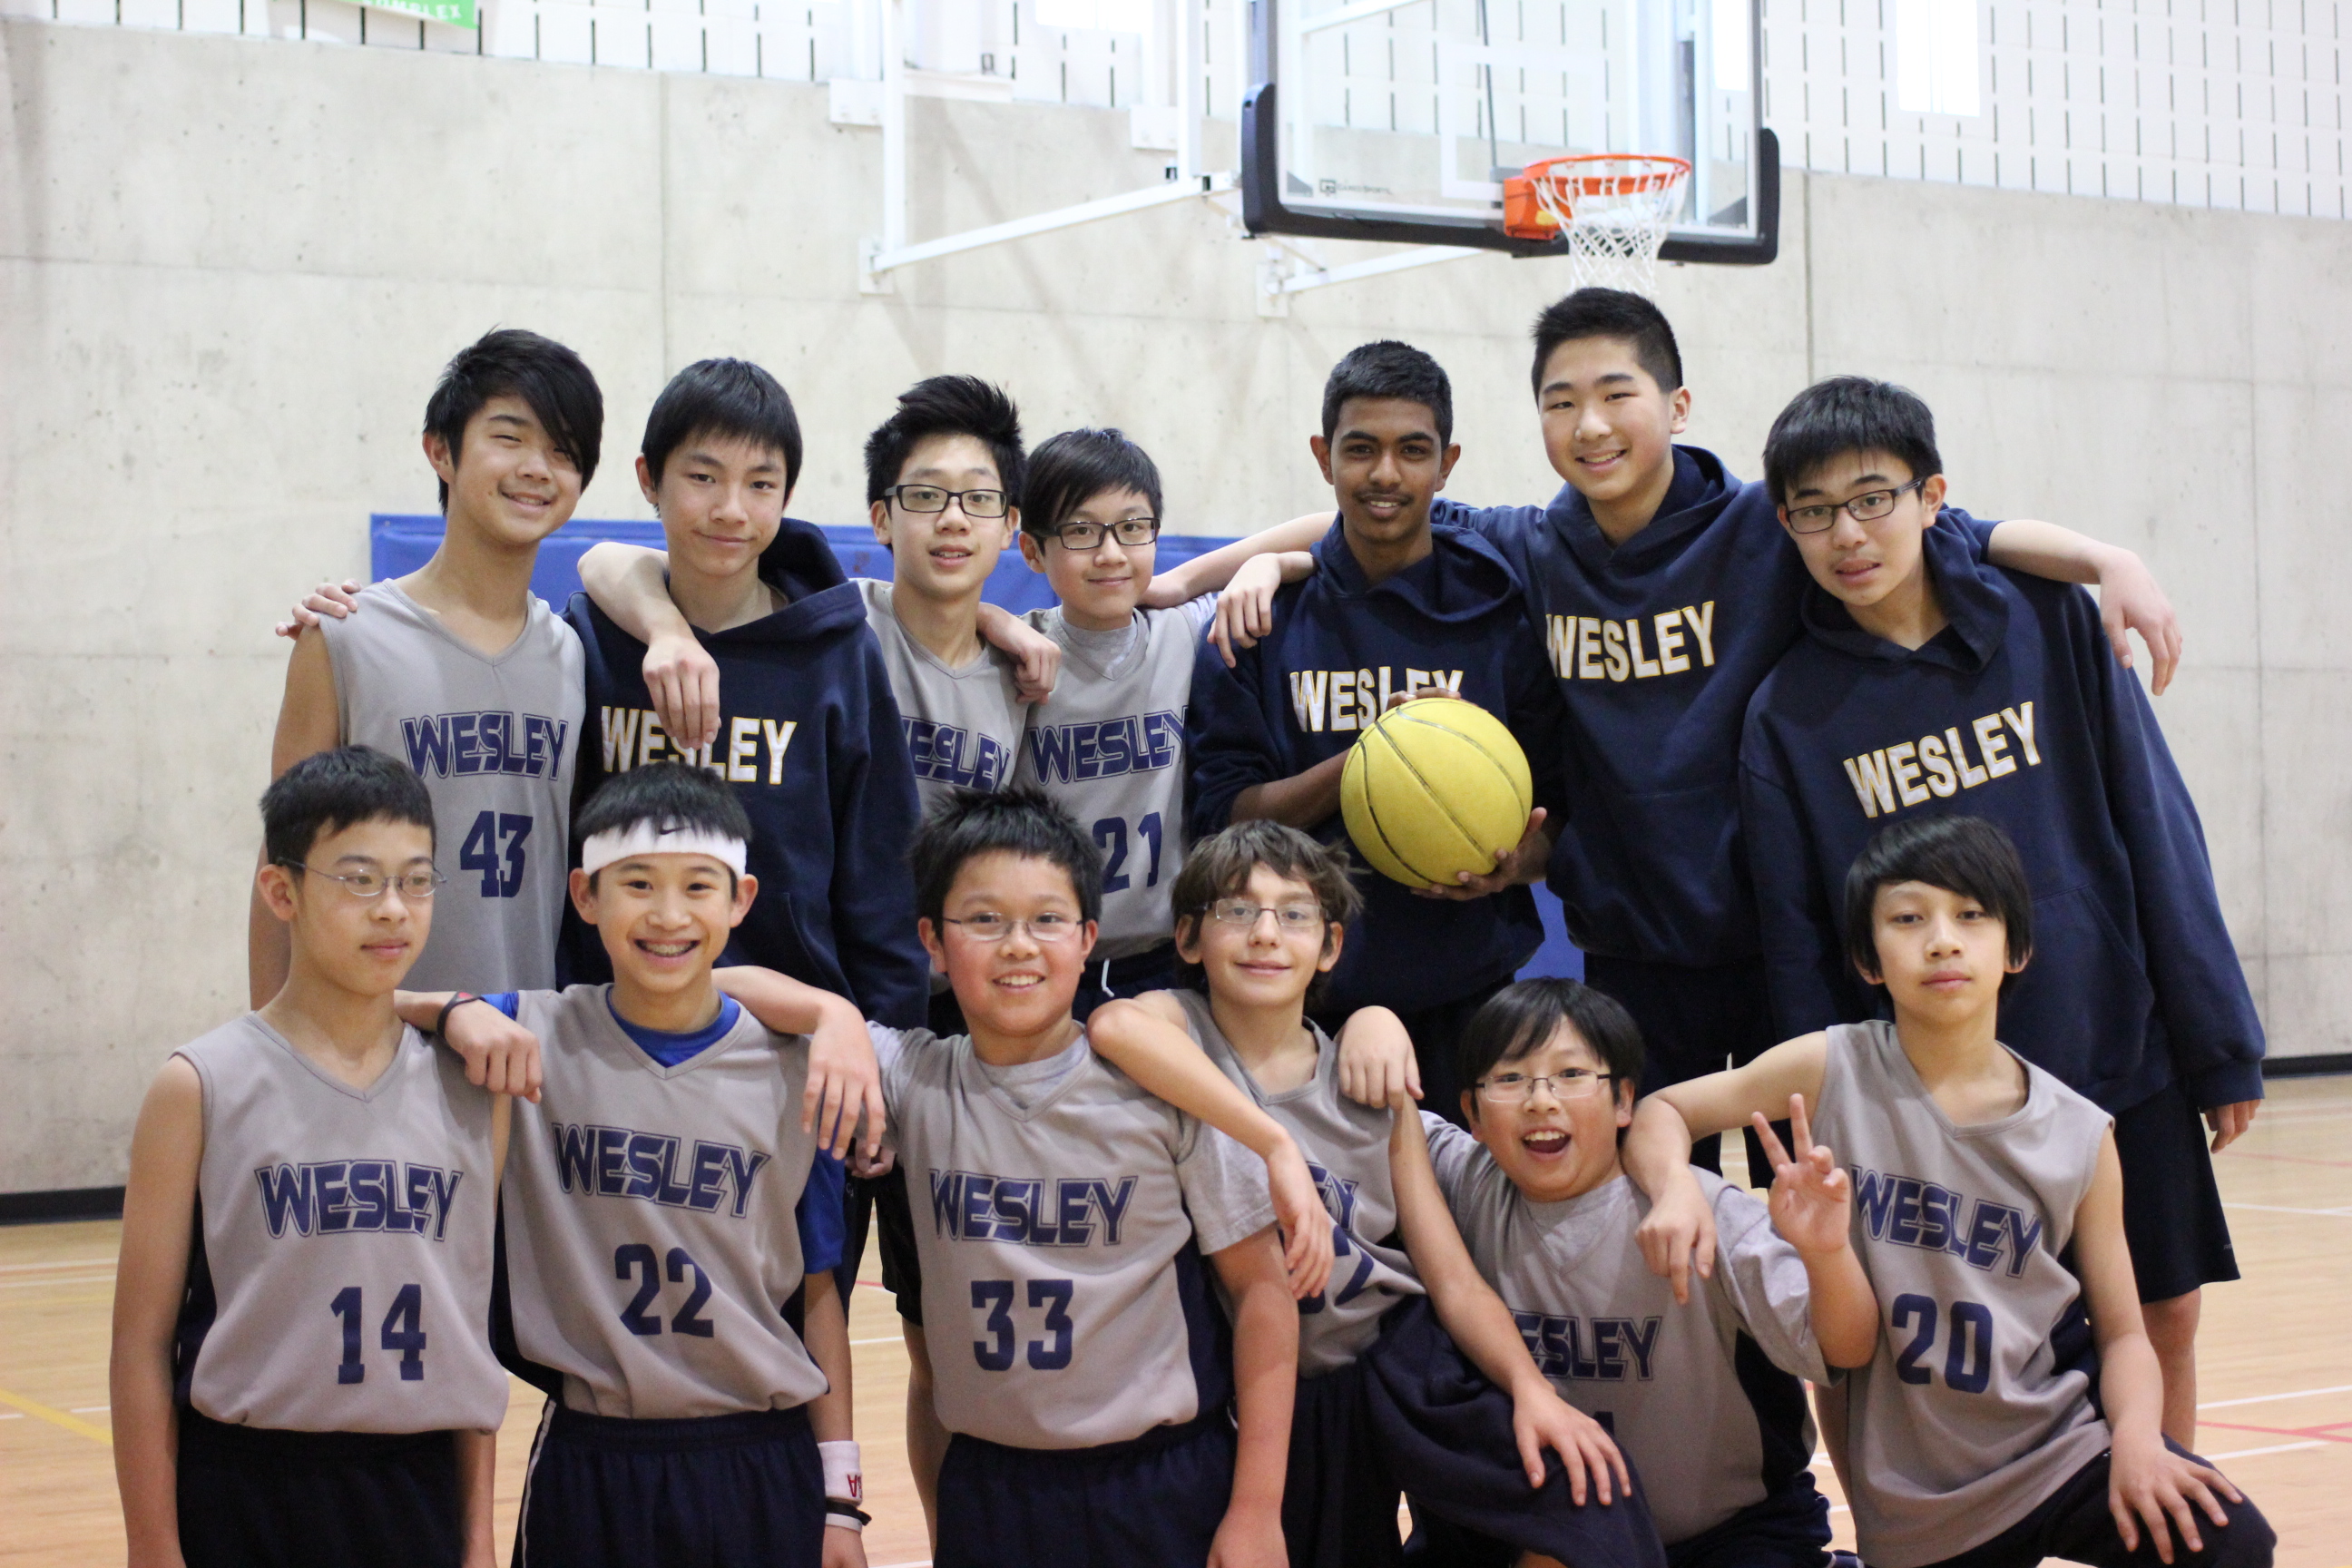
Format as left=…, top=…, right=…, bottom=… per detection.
left=514, top=1401, right=824, bottom=1568
left=1072, top=942, right=1179, bottom=1022
left=1909, top=1437, right=2274, bottom=1568
left=1354, top=1298, right=1665, bottom=1568
left=933, top=1409, right=1235, bottom=1568
left=1316, top=982, right=1512, bottom=1134
left=838, top=1161, right=925, bottom=1326
left=1304, top=1297, right=1667, bottom=1568
left=2113, top=1079, right=2240, bottom=1303
left=1659, top=1475, right=1834, bottom=1568
left=174, top=1409, right=462, bottom=1568
left=1582, top=953, right=1782, bottom=1181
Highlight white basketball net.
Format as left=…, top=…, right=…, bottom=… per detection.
left=1528, top=156, right=1692, bottom=297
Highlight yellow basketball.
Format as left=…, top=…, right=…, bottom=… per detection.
left=1339, top=697, right=1534, bottom=888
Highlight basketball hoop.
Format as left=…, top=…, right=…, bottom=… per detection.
left=1502, top=154, right=1692, bottom=296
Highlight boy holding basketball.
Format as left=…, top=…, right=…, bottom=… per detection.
left=399, top=762, right=868, bottom=1568
left=1138, top=820, right=1666, bottom=1568
left=1156, top=291, right=2179, bottom=1156
left=1625, top=815, right=2274, bottom=1568
left=256, top=328, right=603, bottom=1003
left=1186, top=340, right=1569, bottom=1122
left=113, top=748, right=515, bottom=1568
left=1736, top=376, right=2263, bottom=1442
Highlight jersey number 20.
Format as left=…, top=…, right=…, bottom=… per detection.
left=1890, top=1292, right=1994, bottom=1395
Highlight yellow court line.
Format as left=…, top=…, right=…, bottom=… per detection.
left=0, top=1387, right=113, bottom=1445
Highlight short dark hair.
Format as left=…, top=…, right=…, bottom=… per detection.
left=864, top=375, right=1025, bottom=508
left=1455, top=979, right=1646, bottom=1114
left=422, top=328, right=603, bottom=511
left=642, top=358, right=805, bottom=493
left=575, top=762, right=754, bottom=890
left=1841, top=815, right=2034, bottom=984
left=261, top=746, right=436, bottom=868
left=1763, top=376, right=1944, bottom=508
left=1168, top=821, right=1364, bottom=1005
left=1021, top=428, right=1164, bottom=537
left=909, top=787, right=1103, bottom=927
left=1321, top=340, right=1454, bottom=448
left=1528, top=289, right=1684, bottom=399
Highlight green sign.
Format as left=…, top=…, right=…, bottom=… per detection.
left=371, top=0, right=476, bottom=27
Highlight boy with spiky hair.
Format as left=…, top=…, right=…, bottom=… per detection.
left=402, top=762, right=869, bottom=1568
left=1014, top=429, right=1317, bottom=1017
left=258, top=328, right=603, bottom=1004
left=1737, top=376, right=2263, bottom=1443
left=555, top=358, right=929, bottom=1040
left=1152, top=291, right=2179, bottom=1171
left=114, top=747, right=515, bottom=1568
left=1140, top=821, right=1666, bottom=1568
left=1186, top=340, right=1571, bottom=1122
left=1627, top=816, right=2274, bottom=1568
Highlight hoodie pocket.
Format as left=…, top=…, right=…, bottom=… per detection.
left=1995, top=886, right=2157, bottom=1098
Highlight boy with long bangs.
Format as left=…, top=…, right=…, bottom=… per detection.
left=554, top=357, right=929, bottom=1040
left=1367, top=977, right=1879, bottom=1568
left=400, top=762, right=868, bottom=1568
left=1625, top=816, right=2275, bottom=1568
left=713, top=786, right=1338, bottom=1568
left=256, top=328, right=602, bottom=1004
left=1739, top=377, right=2263, bottom=1443
left=1153, top=292, right=2181, bottom=1168
left=114, top=747, right=514, bottom=1568
left=1186, top=340, right=1571, bottom=1121
left=1014, top=428, right=1315, bottom=1017
left=1141, top=819, right=1667, bottom=1568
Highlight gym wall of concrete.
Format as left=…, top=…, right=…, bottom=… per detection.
left=4, top=16, right=2347, bottom=1190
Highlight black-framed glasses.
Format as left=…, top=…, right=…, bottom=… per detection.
left=940, top=913, right=1083, bottom=945
left=1782, top=478, right=1926, bottom=534
left=1474, top=1068, right=1614, bottom=1102
left=888, top=485, right=1009, bottom=519
left=280, top=861, right=446, bottom=900
left=1049, top=515, right=1160, bottom=551
left=1204, top=898, right=1323, bottom=931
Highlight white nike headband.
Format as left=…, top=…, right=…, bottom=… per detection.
left=580, top=818, right=749, bottom=878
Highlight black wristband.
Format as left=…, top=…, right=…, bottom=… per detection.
left=434, top=993, right=484, bottom=1037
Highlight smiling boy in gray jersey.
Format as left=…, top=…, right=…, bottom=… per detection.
left=1140, top=821, right=1664, bottom=1568
left=1628, top=815, right=2273, bottom=1568
left=1384, top=978, right=1879, bottom=1568
left=1014, top=431, right=1317, bottom=1018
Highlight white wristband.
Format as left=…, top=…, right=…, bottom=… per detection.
left=819, top=1438, right=863, bottom=1505
left=825, top=1512, right=867, bottom=1534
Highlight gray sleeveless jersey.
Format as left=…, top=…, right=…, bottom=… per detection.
left=176, top=1015, right=506, bottom=1433
left=857, top=579, right=1024, bottom=814
left=1425, top=1115, right=1828, bottom=1546
left=1014, top=600, right=1211, bottom=957
left=320, top=582, right=583, bottom=992
left=1811, top=1021, right=2114, bottom=1567
left=1171, top=989, right=1423, bottom=1375
left=874, top=1023, right=1277, bottom=1449
left=500, top=986, right=828, bottom=1418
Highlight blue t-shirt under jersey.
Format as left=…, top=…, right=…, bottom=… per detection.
left=483, top=992, right=847, bottom=1273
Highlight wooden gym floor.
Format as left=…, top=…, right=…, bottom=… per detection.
left=5, top=1076, right=2348, bottom=1566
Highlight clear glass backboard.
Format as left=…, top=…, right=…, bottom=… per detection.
left=1242, top=0, right=1777, bottom=263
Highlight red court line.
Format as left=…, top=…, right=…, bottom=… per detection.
left=2198, top=1418, right=2352, bottom=1444
left=2216, top=1150, right=2352, bottom=1171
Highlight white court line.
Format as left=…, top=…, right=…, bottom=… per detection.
left=2203, top=1440, right=2328, bottom=1461
left=0, top=1273, right=117, bottom=1289
left=851, top=1336, right=908, bottom=1347
left=0, top=1411, right=22, bottom=1419
left=70, top=1406, right=110, bottom=1415
left=0, top=1258, right=115, bottom=1274
left=2199, top=1382, right=2352, bottom=1410
left=872, top=1560, right=932, bottom=1567
left=2220, top=1202, right=2352, bottom=1219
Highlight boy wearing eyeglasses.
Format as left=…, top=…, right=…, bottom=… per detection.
left=113, top=748, right=515, bottom=1568
left=1012, top=430, right=1315, bottom=1018
left=1387, top=978, right=1878, bottom=1568
left=1736, top=377, right=2264, bottom=1446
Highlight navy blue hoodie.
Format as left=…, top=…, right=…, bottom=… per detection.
left=1188, top=519, right=1569, bottom=1014
left=1436, top=448, right=2003, bottom=968
left=1740, top=518, right=2265, bottom=1112
left=560, top=517, right=931, bottom=1029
